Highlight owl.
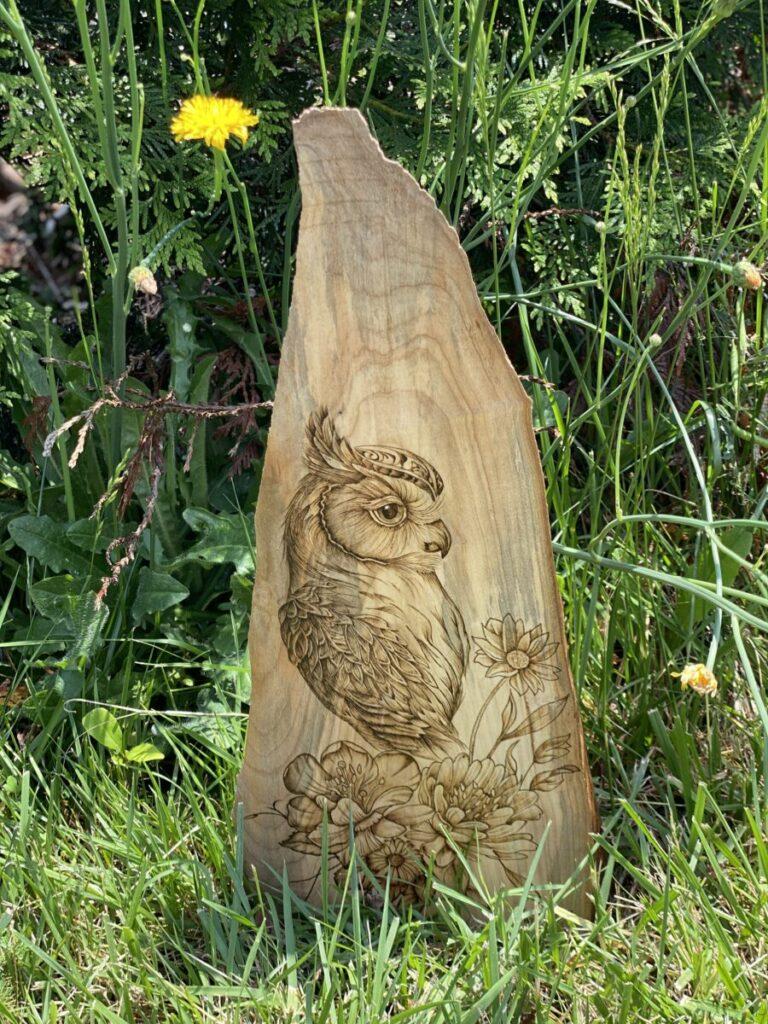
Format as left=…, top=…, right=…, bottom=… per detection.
left=278, top=409, right=468, bottom=757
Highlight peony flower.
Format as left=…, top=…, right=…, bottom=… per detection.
left=674, top=663, right=718, bottom=696
left=399, top=754, right=542, bottom=885
left=170, top=95, right=259, bottom=151
left=281, top=740, right=420, bottom=858
left=473, top=615, right=560, bottom=696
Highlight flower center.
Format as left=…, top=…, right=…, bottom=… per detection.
left=506, top=649, right=530, bottom=670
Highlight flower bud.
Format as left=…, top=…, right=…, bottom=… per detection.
left=732, top=260, right=762, bottom=291
left=129, top=265, right=158, bottom=295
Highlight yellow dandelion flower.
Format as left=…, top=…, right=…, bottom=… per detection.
left=170, top=95, right=258, bottom=151
left=672, top=663, right=718, bottom=696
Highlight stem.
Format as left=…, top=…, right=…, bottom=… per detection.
left=359, top=0, right=391, bottom=113
left=1, top=0, right=114, bottom=270
left=224, top=153, right=281, bottom=350
left=97, top=0, right=129, bottom=465
left=223, top=171, right=274, bottom=390
left=468, top=678, right=507, bottom=761
left=154, top=0, right=169, bottom=109
left=44, top=326, right=76, bottom=522
left=312, top=0, right=330, bottom=105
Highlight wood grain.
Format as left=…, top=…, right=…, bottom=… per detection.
left=237, top=107, right=597, bottom=915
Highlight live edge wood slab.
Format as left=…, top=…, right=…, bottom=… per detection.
left=237, top=107, right=597, bottom=916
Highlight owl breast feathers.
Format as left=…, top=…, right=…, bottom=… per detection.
left=278, top=409, right=468, bottom=757
left=279, top=575, right=466, bottom=756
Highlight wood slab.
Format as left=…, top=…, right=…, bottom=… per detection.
left=237, top=107, right=597, bottom=915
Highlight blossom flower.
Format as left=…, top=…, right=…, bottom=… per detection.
left=473, top=615, right=560, bottom=696
left=674, top=663, right=718, bottom=696
left=364, top=837, right=424, bottom=901
left=281, top=740, right=420, bottom=858
left=400, top=754, right=542, bottom=885
left=170, top=95, right=258, bottom=151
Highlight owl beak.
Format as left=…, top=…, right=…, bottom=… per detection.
left=424, top=520, right=451, bottom=558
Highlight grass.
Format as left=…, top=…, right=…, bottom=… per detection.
left=2, top=719, right=768, bottom=1021
left=2, top=0, right=768, bottom=1019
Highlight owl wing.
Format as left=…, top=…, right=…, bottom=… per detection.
left=279, top=579, right=460, bottom=755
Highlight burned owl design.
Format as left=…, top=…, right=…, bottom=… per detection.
left=278, top=410, right=469, bottom=756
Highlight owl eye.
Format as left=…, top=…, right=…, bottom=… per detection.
left=370, top=500, right=406, bottom=527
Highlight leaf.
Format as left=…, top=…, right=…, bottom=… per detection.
left=675, top=527, right=753, bottom=629
left=123, top=742, right=164, bottom=764
left=172, top=508, right=254, bottom=575
left=504, top=744, right=518, bottom=782
left=66, top=518, right=125, bottom=553
left=165, top=296, right=201, bottom=403
left=29, top=575, right=95, bottom=625
left=530, top=764, right=581, bottom=792
left=187, top=352, right=217, bottom=508
left=533, top=734, right=571, bottom=764
left=504, top=696, right=569, bottom=739
left=27, top=576, right=107, bottom=661
left=0, top=448, right=32, bottom=502
left=82, top=708, right=123, bottom=753
left=71, top=593, right=109, bottom=661
left=132, top=568, right=189, bottom=623
left=176, top=688, right=241, bottom=750
left=9, top=515, right=94, bottom=574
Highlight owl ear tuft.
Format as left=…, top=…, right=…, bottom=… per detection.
left=304, top=409, right=361, bottom=481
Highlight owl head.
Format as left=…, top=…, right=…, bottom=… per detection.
left=295, top=409, right=452, bottom=572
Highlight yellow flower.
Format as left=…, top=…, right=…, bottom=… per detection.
left=170, top=95, right=258, bottom=151
left=673, top=663, right=718, bottom=696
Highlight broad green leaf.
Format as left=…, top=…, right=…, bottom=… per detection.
left=29, top=575, right=99, bottom=626
left=165, top=296, right=200, bottom=403
left=82, top=708, right=123, bottom=753
left=0, top=449, right=32, bottom=502
left=187, top=352, right=218, bottom=507
left=71, top=592, right=109, bottom=661
left=177, top=689, right=241, bottom=750
left=132, top=568, right=189, bottom=623
left=66, top=518, right=126, bottom=553
left=173, top=508, right=254, bottom=575
left=9, top=515, right=94, bottom=574
left=123, top=742, right=164, bottom=764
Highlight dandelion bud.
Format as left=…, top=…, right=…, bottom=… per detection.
left=129, top=265, right=158, bottom=295
left=594, top=221, right=606, bottom=234
left=732, top=260, right=762, bottom=291
left=346, top=9, right=357, bottom=24
left=673, top=663, right=718, bottom=696
left=649, top=332, right=663, bottom=348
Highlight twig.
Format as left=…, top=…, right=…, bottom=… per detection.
left=523, top=206, right=601, bottom=221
